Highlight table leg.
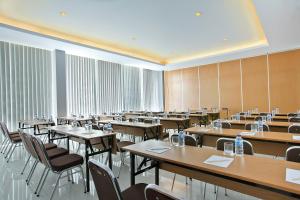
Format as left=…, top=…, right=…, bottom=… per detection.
left=85, top=140, right=90, bottom=192
left=130, top=153, right=135, bottom=186
left=48, top=130, right=51, bottom=143
left=155, top=162, right=159, bottom=185
left=108, top=149, right=112, bottom=169
left=67, top=136, right=70, bottom=152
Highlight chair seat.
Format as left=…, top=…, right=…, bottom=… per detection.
left=117, top=141, right=135, bottom=152
left=44, top=143, right=57, bottom=150
left=9, top=132, right=20, bottom=137
left=11, top=136, right=22, bottom=143
left=47, top=147, right=69, bottom=159
left=122, top=183, right=147, bottom=200
left=50, top=154, right=83, bottom=172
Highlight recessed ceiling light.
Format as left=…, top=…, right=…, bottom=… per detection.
left=223, top=38, right=228, bottom=41
left=59, top=11, right=67, bottom=16
left=195, top=11, right=202, bottom=17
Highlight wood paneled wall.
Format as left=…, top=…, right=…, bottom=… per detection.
left=164, top=49, right=300, bottom=115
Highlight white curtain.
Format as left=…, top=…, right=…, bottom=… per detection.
left=142, top=69, right=164, bottom=111
left=0, top=41, right=52, bottom=131
left=66, top=54, right=163, bottom=115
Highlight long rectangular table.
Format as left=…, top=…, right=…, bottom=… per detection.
left=48, top=125, right=117, bottom=192
left=227, top=120, right=296, bottom=132
left=245, top=115, right=289, bottom=122
left=97, top=120, right=163, bottom=140
left=124, top=140, right=300, bottom=200
left=19, top=119, right=55, bottom=135
left=185, top=127, right=300, bottom=156
left=57, top=116, right=93, bottom=126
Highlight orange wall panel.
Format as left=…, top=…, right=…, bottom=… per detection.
left=164, top=69, right=182, bottom=111
left=219, top=60, right=242, bottom=116
left=269, top=49, right=300, bottom=113
left=182, top=67, right=200, bottom=111
left=199, top=64, right=219, bottom=109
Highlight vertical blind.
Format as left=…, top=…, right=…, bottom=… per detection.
left=0, top=41, right=52, bottom=130
left=66, top=54, right=163, bottom=115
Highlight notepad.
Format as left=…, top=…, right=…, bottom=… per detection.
left=286, top=168, right=300, bottom=185
left=146, top=146, right=171, bottom=154
left=203, top=155, right=234, bottom=168
left=292, top=136, right=300, bottom=140
left=240, top=132, right=256, bottom=136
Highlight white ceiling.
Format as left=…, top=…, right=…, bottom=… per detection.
left=0, top=0, right=299, bottom=69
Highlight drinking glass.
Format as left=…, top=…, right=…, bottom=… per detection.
left=224, top=142, right=234, bottom=156
left=170, top=134, right=179, bottom=146
left=251, top=124, right=258, bottom=132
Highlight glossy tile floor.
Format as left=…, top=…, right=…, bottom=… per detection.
left=0, top=139, right=259, bottom=200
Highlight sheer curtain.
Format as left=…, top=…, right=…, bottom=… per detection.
left=66, top=54, right=162, bottom=115
left=0, top=41, right=52, bottom=131
left=142, top=69, right=164, bottom=111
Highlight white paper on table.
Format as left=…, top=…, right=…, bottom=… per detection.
left=146, top=146, right=171, bottom=154
left=199, top=128, right=210, bottom=132
left=240, top=132, right=256, bottom=136
left=292, top=136, right=300, bottom=140
left=286, top=168, right=300, bottom=184
left=203, top=155, right=234, bottom=168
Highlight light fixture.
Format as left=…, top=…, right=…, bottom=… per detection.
left=195, top=11, right=201, bottom=17
left=223, top=38, right=228, bottom=41
left=59, top=11, right=67, bottom=16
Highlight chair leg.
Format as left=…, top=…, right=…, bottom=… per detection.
left=76, top=143, right=81, bottom=153
left=21, top=155, right=31, bottom=175
left=215, top=186, right=219, bottom=200
left=2, top=141, right=11, bottom=154
left=203, top=183, right=207, bottom=200
left=26, top=160, right=38, bottom=185
left=6, top=144, right=16, bottom=162
left=4, top=144, right=13, bottom=158
left=34, top=167, right=47, bottom=194
left=37, top=169, right=50, bottom=197
left=225, top=188, right=228, bottom=196
left=117, top=152, right=124, bottom=178
left=50, top=173, right=63, bottom=200
left=70, top=170, right=74, bottom=184
left=0, top=138, right=8, bottom=153
left=79, top=166, right=87, bottom=193
left=171, top=174, right=176, bottom=191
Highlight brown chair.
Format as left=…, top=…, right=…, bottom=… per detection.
left=289, top=117, right=300, bottom=123
left=245, top=123, right=269, bottom=132
left=31, top=136, right=85, bottom=200
left=209, top=138, right=254, bottom=200
left=254, top=116, right=263, bottom=121
left=288, top=125, right=300, bottom=133
left=0, top=122, right=22, bottom=162
left=145, top=184, right=183, bottom=200
left=216, top=138, right=254, bottom=155
left=116, top=140, right=135, bottom=178
left=0, top=122, right=20, bottom=154
left=171, top=134, right=197, bottom=190
left=88, top=159, right=147, bottom=200
left=259, top=112, right=270, bottom=116
left=286, top=146, right=300, bottom=162
left=221, top=122, right=231, bottom=129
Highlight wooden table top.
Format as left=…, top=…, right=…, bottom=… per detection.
left=227, top=120, right=298, bottom=127
left=123, top=140, right=300, bottom=196
left=58, top=116, right=93, bottom=121
left=97, top=120, right=162, bottom=128
left=48, top=125, right=116, bottom=140
left=19, top=119, right=55, bottom=126
left=185, top=127, right=300, bottom=144
left=245, top=115, right=288, bottom=120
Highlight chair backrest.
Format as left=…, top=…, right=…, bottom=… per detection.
left=31, top=137, right=51, bottom=168
left=288, top=125, right=300, bottom=133
left=20, top=132, right=40, bottom=160
left=288, top=113, right=298, bottom=117
left=221, top=122, right=231, bottom=129
left=145, top=184, right=182, bottom=200
left=245, top=123, right=269, bottom=131
left=0, top=122, right=19, bottom=141
left=289, top=117, right=300, bottom=123
left=259, top=112, right=269, bottom=116
left=88, top=159, right=122, bottom=200
left=216, top=138, right=254, bottom=155
left=286, top=146, right=300, bottom=162
left=170, top=134, right=197, bottom=147
left=254, top=116, right=262, bottom=121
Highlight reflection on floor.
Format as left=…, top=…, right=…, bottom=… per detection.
left=0, top=140, right=259, bottom=200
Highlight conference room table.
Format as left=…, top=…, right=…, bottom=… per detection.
left=124, top=140, right=300, bottom=200
left=227, top=120, right=296, bottom=132
left=251, top=113, right=288, bottom=117
left=185, top=126, right=300, bottom=157
left=244, top=115, right=289, bottom=122
left=57, top=116, right=93, bottom=126
left=47, top=125, right=117, bottom=192
left=19, top=119, right=55, bottom=135
left=97, top=120, right=163, bottom=140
